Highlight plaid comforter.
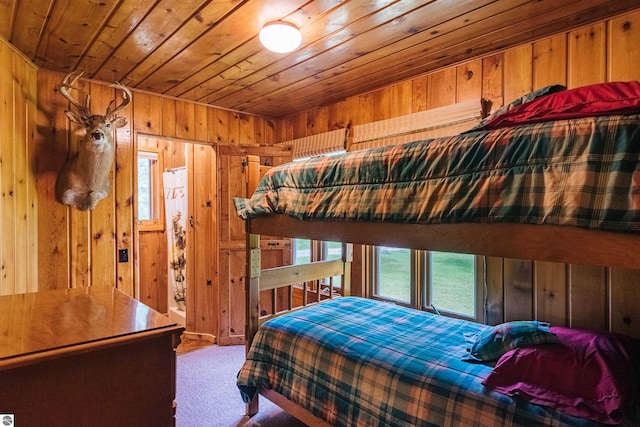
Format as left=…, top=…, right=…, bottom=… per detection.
left=237, top=297, right=619, bottom=426
left=235, top=115, right=640, bottom=232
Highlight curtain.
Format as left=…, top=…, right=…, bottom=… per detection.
left=163, top=167, right=188, bottom=311
left=277, top=127, right=347, bottom=159
left=351, top=99, right=482, bottom=150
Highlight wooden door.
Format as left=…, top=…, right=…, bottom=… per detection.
left=185, top=143, right=218, bottom=337
left=218, top=146, right=291, bottom=345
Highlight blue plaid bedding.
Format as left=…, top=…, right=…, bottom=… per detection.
left=235, top=114, right=640, bottom=233
left=237, top=297, right=628, bottom=426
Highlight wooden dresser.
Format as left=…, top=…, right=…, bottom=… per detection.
left=0, top=286, right=184, bottom=427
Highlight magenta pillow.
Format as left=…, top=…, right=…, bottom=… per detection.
left=482, top=327, right=640, bottom=424
left=482, top=81, right=640, bottom=129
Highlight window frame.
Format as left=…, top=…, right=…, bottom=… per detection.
left=369, top=247, right=485, bottom=323
left=369, top=246, right=418, bottom=308
left=137, top=147, right=165, bottom=232
left=421, top=252, right=485, bottom=322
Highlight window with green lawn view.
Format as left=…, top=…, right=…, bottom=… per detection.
left=293, top=240, right=342, bottom=264
left=372, top=247, right=482, bottom=321
left=294, top=239, right=310, bottom=265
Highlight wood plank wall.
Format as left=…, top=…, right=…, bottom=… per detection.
left=0, top=38, right=38, bottom=296
left=32, top=68, right=275, bottom=338
left=274, top=9, right=640, bottom=338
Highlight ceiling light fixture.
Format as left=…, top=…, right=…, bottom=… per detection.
left=259, top=21, right=302, bottom=53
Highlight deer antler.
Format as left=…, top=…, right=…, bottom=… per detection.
left=105, top=81, right=132, bottom=118
left=57, top=70, right=91, bottom=118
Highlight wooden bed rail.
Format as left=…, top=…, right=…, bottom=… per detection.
left=245, top=229, right=352, bottom=416
left=246, top=235, right=353, bottom=336
left=256, top=258, right=349, bottom=328
left=259, top=259, right=346, bottom=291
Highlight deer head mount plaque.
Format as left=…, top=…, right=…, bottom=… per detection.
left=55, top=70, right=132, bottom=211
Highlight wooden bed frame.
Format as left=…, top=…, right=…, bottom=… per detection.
left=243, top=160, right=640, bottom=425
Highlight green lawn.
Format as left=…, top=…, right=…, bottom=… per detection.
left=378, top=248, right=412, bottom=301
left=430, top=251, right=475, bottom=316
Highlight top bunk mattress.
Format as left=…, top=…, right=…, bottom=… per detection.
left=235, top=113, right=640, bottom=233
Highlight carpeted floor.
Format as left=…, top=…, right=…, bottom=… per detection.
left=175, top=343, right=307, bottom=427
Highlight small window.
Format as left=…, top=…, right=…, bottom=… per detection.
left=293, top=238, right=343, bottom=293
left=427, top=252, right=478, bottom=318
left=372, top=247, right=413, bottom=304
left=293, top=239, right=311, bottom=265
left=323, top=241, right=343, bottom=288
left=137, top=148, right=164, bottom=231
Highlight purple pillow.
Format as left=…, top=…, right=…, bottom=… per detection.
left=482, top=326, right=640, bottom=424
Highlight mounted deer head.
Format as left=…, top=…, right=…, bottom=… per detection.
left=55, top=71, right=131, bottom=210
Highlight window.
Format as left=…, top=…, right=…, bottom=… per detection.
left=294, top=239, right=343, bottom=265
left=137, top=148, right=164, bottom=231
left=371, top=248, right=484, bottom=322
left=293, top=239, right=311, bottom=265
left=372, top=247, right=414, bottom=305
left=293, top=238, right=343, bottom=294
left=426, top=252, right=480, bottom=319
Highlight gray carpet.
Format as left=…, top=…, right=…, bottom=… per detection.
left=176, top=344, right=307, bottom=427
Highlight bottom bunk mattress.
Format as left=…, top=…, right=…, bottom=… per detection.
left=237, top=297, right=639, bottom=426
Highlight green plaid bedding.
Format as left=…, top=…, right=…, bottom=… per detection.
left=237, top=297, right=621, bottom=426
left=235, top=114, right=640, bottom=232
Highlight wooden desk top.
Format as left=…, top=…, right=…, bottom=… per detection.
left=0, top=286, right=182, bottom=366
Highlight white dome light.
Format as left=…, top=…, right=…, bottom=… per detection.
left=259, top=21, right=302, bottom=53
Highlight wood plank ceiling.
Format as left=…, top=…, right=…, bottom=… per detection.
left=1, top=0, right=637, bottom=118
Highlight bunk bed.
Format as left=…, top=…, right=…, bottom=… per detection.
left=235, top=82, right=640, bottom=426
